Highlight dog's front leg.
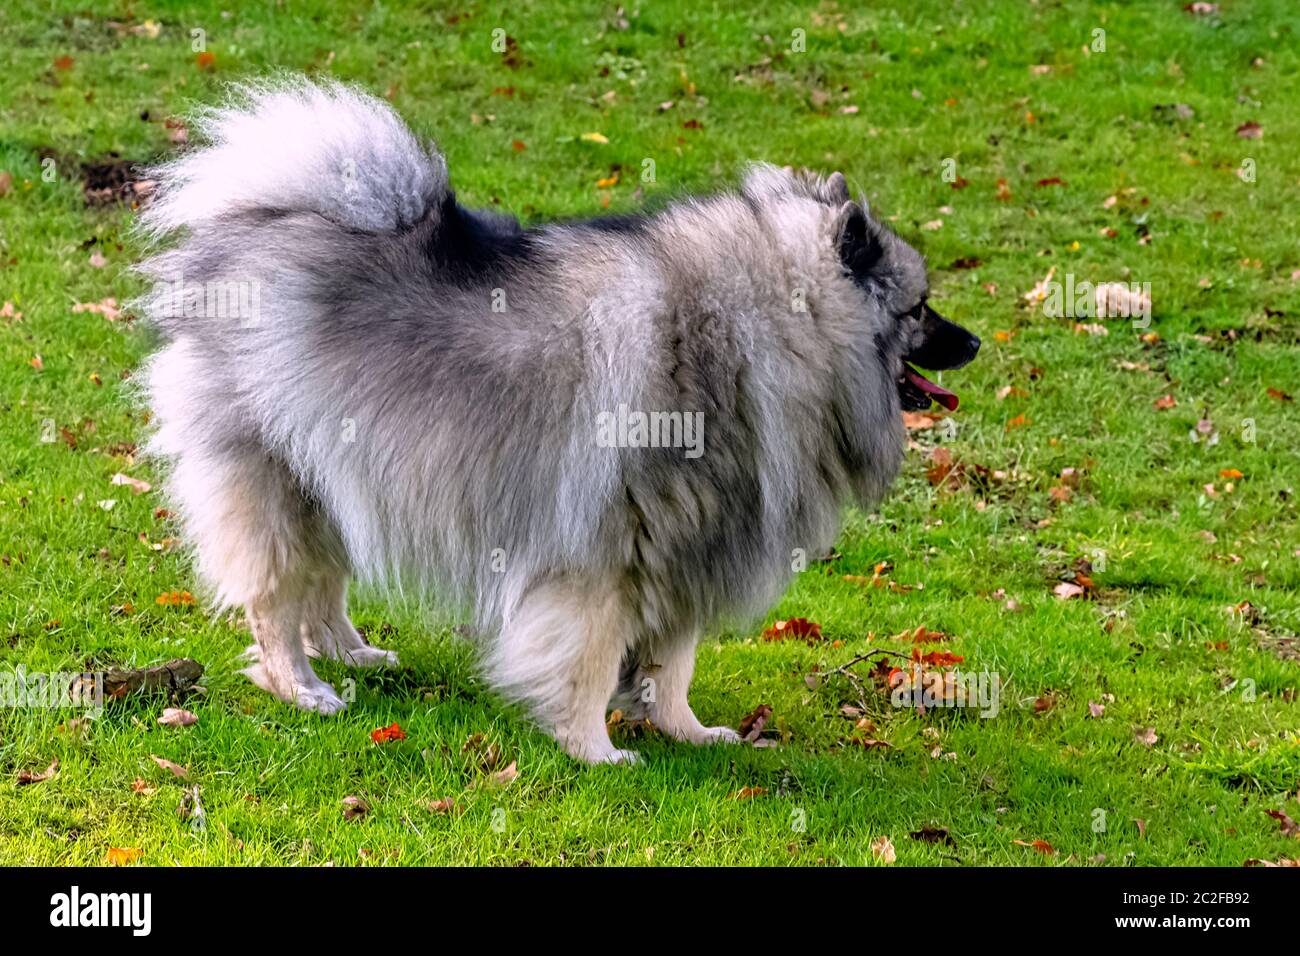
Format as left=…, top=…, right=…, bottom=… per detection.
left=637, top=631, right=741, bottom=746
left=487, top=581, right=638, bottom=764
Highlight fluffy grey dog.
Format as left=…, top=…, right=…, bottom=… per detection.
left=137, top=78, right=979, bottom=763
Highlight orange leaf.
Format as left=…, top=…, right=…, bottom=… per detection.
left=195, top=51, right=216, bottom=70
left=1013, top=838, right=1057, bottom=855
left=106, top=847, right=143, bottom=865
left=370, top=722, right=406, bottom=744
left=1219, top=468, right=1244, bottom=480
left=761, top=617, right=822, bottom=643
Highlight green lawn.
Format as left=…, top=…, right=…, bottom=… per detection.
left=1, top=0, right=1298, bottom=866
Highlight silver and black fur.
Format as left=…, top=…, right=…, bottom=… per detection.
left=136, top=78, right=978, bottom=762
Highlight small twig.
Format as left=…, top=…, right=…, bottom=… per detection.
left=819, top=648, right=911, bottom=711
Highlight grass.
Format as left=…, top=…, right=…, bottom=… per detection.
left=1, top=0, right=1298, bottom=866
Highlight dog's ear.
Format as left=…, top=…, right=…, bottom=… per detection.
left=825, top=171, right=851, bottom=204
left=834, top=201, right=883, bottom=280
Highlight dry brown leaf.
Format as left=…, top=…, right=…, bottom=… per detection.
left=871, top=835, right=896, bottom=863
left=149, top=754, right=189, bottom=778
left=17, top=759, right=58, bottom=785
left=158, top=707, right=198, bottom=728
left=342, top=795, right=370, bottom=821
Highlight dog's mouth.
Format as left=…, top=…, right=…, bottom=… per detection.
left=899, top=363, right=959, bottom=411
left=895, top=303, right=980, bottom=412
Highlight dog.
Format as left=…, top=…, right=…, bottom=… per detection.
left=136, top=78, right=979, bottom=763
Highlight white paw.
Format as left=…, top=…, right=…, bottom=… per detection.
left=240, top=663, right=347, bottom=716
left=290, top=681, right=347, bottom=715
left=336, top=646, right=399, bottom=669
left=566, top=740, right=641, bottom=765
left=662, top=721, right=743, bottom=745
left=697, top=726, right=743, bottom=745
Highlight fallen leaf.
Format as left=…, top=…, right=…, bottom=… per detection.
left=871, top=835, right=896, bottom=863
left=761, top=617, right=822, bottom=644
left=105, top=847, right=142, bottom=866
left=902, top=410, right=937, bottom=430
left=17, top=759, right=58, bottom=785
left=110, top=472, right=151, bottom=495
left=195, top=51, right=216, bottom=70
left=158, top=707, right=197, bottom=728
left=342, top=795, right=370, bottom=821
left=427, top=797, right=461, bottom=814
left=73, top=298, right=122, bottom=321
left=1264, top=809, right=1299, bottom=839
left=370, top=722, right=406, bottom=744
left=1054, top=582, right=1085, bottom=600
left=1134, top=727, right=1159, bottom=747
left=155, top=590, right=195, bottom=606
left=130, top=778, right=156, bottom=796
left=1235, top=120, right=1263, bottom=140
left=730, top=786, right=767, bottom=800
left=149, top=754, right=189, bottom=778
left=1087, top=700, right=1106, bottom=718
left=738, top=703, right=772, bottom=742
left=580, top=131, right=609, bottom=144
left=1153, top=394, right=1177, bottom=410
left=1013, top=838, right=1057, bottom=855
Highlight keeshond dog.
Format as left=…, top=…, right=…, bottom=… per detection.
left=137, top=78, right=979, bottom=763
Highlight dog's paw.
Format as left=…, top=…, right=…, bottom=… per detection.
left=292, top=682, right=348, bottom=715
left=240, top=663, right=347, bottom=716
left=568, top=742, right=641, bottom=765
left=336, top=646, right=399, bottom=669
left=696, top=725, right=743, bottom=745
left=660, top=720, right=743, bottom=746
left=601, top=748, right=641, bottom=765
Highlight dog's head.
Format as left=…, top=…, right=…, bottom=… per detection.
left=830, top=179, right=980, bottom=410
left=744, top=166, right=980, bottom=411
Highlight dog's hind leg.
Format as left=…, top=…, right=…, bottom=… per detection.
left=300, top=572, right=399, bottom=669
left=487, top=579, right=636, bottom=764
left=632, top=630, right=741, bottom=746
left=169, top=445, right=347, bottom=713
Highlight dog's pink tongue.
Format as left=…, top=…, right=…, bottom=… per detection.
left=903, top=364, right=959, bottom=411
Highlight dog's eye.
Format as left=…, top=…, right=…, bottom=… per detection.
left=902, top=299, right=926, bottom=320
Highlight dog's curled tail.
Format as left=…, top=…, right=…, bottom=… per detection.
left=138, top=76, right=448, bottom=238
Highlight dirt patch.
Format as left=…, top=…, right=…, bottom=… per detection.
left=38, top=148, right=153, bottom=206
